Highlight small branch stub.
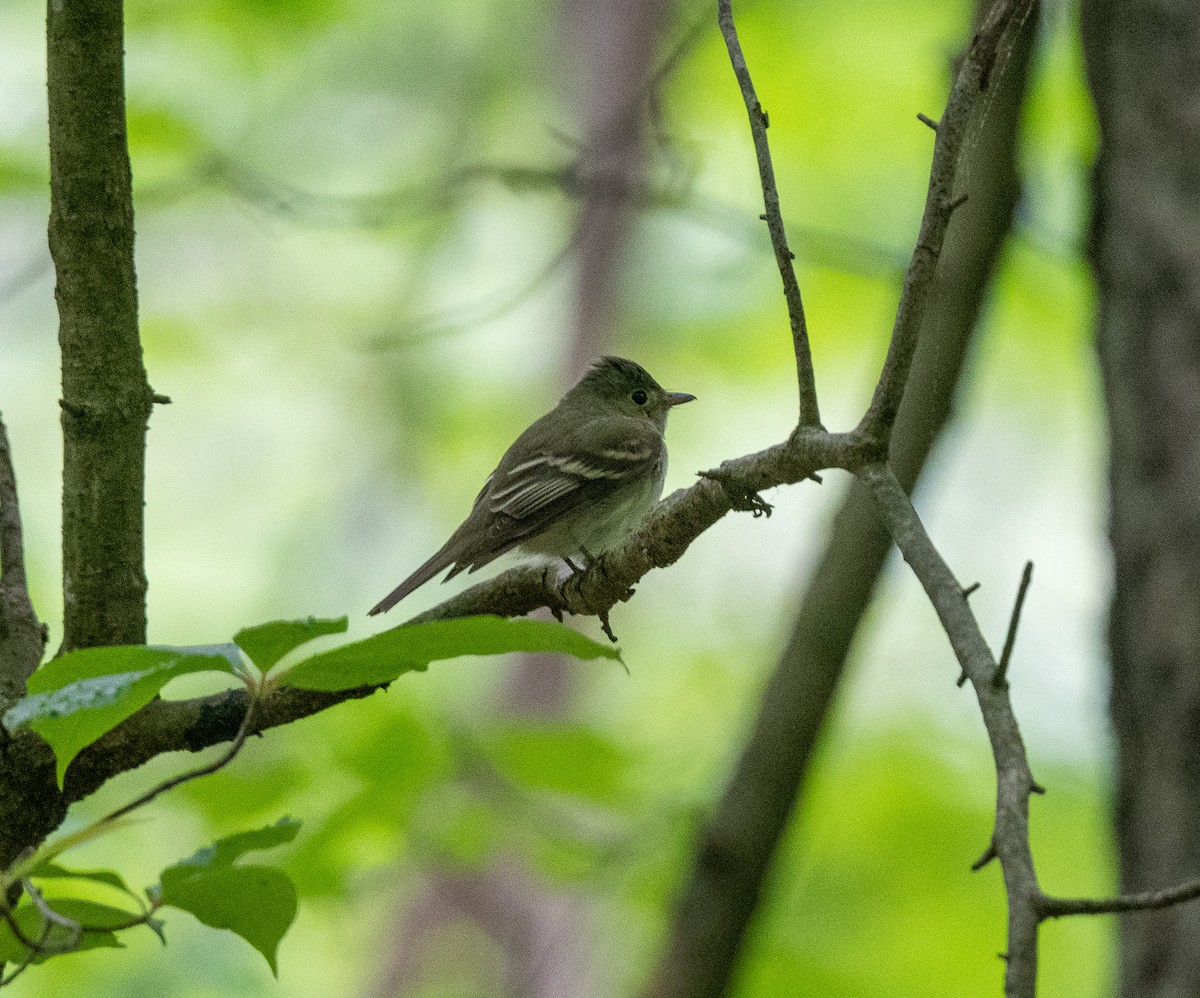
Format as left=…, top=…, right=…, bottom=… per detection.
left=972, top=840, right=999, bottom=872
left=993, top=560, right=1033, bottom=689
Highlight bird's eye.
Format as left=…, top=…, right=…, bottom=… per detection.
left=631, top=389, right=648, bottom=405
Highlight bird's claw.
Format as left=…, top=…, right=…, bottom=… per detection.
left=700, top=468, right=773, bottom=518
left=598, top=611, right=618, bottom=643
left=546, top=551, right=627, bottom=641
left=542, top=565, right=569, bottom=621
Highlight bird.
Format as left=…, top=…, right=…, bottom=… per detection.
left=369, top=356, right=695, bottom=615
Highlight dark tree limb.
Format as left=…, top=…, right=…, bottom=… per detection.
left=48, top=0, right=156, bottom=652
left=0, top=416, right=45, bottom=712
left=0, top=681, right=379, bottom=869
left=717, top=0, right=819, bottom=428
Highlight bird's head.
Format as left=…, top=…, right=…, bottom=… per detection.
left=570, top=356, right=695, bottom=428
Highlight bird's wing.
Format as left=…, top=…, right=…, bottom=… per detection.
left=443, top=415, right=663, bottom=573
left=488, top=416, right=661, bottom=522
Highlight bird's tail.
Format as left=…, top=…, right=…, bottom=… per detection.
left=368, top=546, right=456, bottom=616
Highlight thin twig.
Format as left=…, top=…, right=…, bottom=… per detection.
left=0, top=876, right=157, bottom=983
left=993, top=560, right=1033, bottom=688
left=1039, top=878, right=1200, bottom=920
left=99, top=691, right=258, bottom=827
left=0, top=919, right=50, bottom=989
left=20, top=881, right=80, bottom=951
left=21, top=877, right=157, bottom=934
left=0, top=897, right=42, bottom=952
left=717, top=0, right=820, bottom=427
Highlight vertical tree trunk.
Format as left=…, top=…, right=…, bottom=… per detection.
left=1082, top=2, right=1200, bottom=995
left=47, top=0, right=153, bottom=651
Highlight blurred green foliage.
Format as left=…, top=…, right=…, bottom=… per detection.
left=0, top=0, right=1109, bottom=992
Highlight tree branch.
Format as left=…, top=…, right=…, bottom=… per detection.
left=0, top=430, right=845, bottom=868
left=717, top=0, right=820, bottom=427
left=1039, top=879, right=1200, bottom=919
left=857, top=0, right=1032, bottom=443
left=0, top=682, right=379, bottom=870
left=48, top=0, right=156, bottom=652
left=859, top=462, right=1041, bottom=997
left=994, top=560, right=1033, bottom=689
left=642, top=0, right=1036, bottom=986
left=0, top=415, right=44, bottom=712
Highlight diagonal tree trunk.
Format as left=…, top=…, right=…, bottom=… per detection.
left=1081, top=1, right=1200, bottom=995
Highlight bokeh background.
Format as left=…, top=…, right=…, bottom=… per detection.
left=1, top=0, right=1107, bottom=994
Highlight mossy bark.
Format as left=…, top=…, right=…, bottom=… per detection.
left=47, top=0, right=153, bottom=652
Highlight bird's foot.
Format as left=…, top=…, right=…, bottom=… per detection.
left=542, top=564, right=568, bottom=622
left=549, top=558, right=594, bottom=616
left=580, top=547, right=635, bottom=600
left=552, top=552, right=629, bottom=641
left=598, top=611, right=619, bottom=643
left=700, top=468, right=774, bottom=518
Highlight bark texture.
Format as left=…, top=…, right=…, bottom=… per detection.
left=0, top=417, right=45, bottom=712
left=48, top=0, right=153, bottom=652
left=1082, top=1, right=1200, bottom=995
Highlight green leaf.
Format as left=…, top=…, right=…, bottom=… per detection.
left=29, top=863, right=131, bottom=894
left=156, top=819, right=302, bottom=975
left=171, top=817, right=301, bottom=869
left=23, top=644, right=240, bottom=695
left=280, top=615, right=622, bottom=692
left=0, top=898, right=139, bottom=964
left=27, top=862, right=153, bottom=915
left=234, top=617, right=348, bottom=670
left=4, top=646, right=238, bottom=787
left=160, top=866, right=295, bottom=975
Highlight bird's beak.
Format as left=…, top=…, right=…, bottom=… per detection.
left=665, top=392, right=696, bottom=407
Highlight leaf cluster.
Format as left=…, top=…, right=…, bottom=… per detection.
left=0, top=615, right=618, bottom=979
